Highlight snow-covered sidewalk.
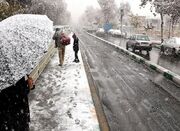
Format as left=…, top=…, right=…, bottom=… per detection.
left=29, top=34, right=100, bottom=131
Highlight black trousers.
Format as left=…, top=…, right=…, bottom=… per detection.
left=74, top=50, right=79, bottom=60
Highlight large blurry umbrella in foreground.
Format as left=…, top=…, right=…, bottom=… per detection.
left=0, top=14, right=54, bottom=91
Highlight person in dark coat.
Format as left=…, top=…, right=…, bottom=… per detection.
left=0, top=76, right=31, bottom=131
left=72, top=33, right=79, bottom=63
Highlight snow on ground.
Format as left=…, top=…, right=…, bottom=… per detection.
left=0, top=14, right=53, bottom=91
left=29, top=33, right=100, bottom=131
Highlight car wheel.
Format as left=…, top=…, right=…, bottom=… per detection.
left=147, top=50, right=149, bottom=55
left=149, top=45, right=152, bottom=51
left=126, top=43, right=129, bottom=50
left=132, top=46, right=136, bottom=52
left=139, top=50, right=142, bottom=54
left=160, top=45, right=164, bottom=53
left=172, top=48, right=177, bottom=57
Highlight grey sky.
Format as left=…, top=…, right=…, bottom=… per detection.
left=66, top=0, right=156, bottom=23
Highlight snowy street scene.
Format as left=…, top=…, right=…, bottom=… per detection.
left=0, top=0, right=180, bottom=131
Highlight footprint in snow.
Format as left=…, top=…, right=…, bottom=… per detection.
left=62, top=71, right=67, bottom=74
left=63, top=82, right=67, bottom=86
left=67, top=110, right=73, bottom=119
left=48, top=100, right=54, bottom=106
left=76, top=69, right=80, bottom=73
left=74, top=91, right=78, bottom=96
left=75, top=119, right=80, bottom=125
left=69, top=97, right=74, bottom=103
left=62, top=77, right=66, bottom=81
left=74, top=74, right=78, bottom=77
left=73, top=103, right=77, bottom=107
left=61, top=85, right=65, bottom=88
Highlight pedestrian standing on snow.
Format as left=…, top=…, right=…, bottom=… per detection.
left=53, top=28, right=66, bottom=66
left=72, top=33, right=79, bottom=63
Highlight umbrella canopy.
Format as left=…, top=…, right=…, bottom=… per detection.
left=0, top=14, right=54, bottom=91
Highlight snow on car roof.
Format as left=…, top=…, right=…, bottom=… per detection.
left=174, top=37, right=180, bottom=44
left=0, top=14, right=54, bottom=90
left=135, top=34, right=148, bottom=36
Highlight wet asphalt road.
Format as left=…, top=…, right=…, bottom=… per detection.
left=101, top=35, right=180, bottom=76
left=78, top=31, right=180, bottom=131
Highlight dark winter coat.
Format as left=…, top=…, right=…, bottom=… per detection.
left=0, top=77, right=30, bottom=131
left=73, top=37, right=79, bottom=52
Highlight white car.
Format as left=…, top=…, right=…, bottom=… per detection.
left=160, top=37, right=180, bottom=56
left=108, top=29, right=126, bottom=37
left=97, top=28, right=104, bottom=32
left=126, top=34, right=152, bottom=53
left=96, top=28, right=105, bottom=36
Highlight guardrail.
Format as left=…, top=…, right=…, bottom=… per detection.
left=53, top=25, right=71, bottom=31
left=29, top=42, right=56, bottom=82
left=87, top=32, right=180, bottom=87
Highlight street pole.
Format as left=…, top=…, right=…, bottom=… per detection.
left=120, top=9, right=124, bottom=38
left=160, top=0, right=164, bottom=43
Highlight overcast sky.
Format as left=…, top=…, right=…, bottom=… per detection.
left=66, top=0, right=156, bottom=23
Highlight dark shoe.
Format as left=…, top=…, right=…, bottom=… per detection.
left=75, top=59, right=80, bottom=63
left=30, top=85, right=35, bottom=90
left=58, top=64, right=62, bottom=66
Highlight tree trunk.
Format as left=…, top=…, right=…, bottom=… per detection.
left=160, top=12, right=164, bottom=43
left=171, top=18, right=175, bottom=37
left=168, top=19, right=171, bottom=38
left=172, top=24, right=174, bottom=37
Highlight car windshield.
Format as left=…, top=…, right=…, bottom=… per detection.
left=136, top=35, right=150, bottom=41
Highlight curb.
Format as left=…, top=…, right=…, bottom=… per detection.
left=29, top=42, right=56, bottom=82
left=77, top=44, right=101, bottom=131
left=79, top=38, right=110, bottom=131
left=87, top=32, right=180, bottom=87
left=154, top=45, right=161, bottom=49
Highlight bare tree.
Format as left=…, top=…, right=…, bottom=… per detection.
left=141, top=0, right=180, bottom=42
left=119, top=2, right=131, bottom=16
left=97, top=0, right=118, bottom=24
left=0, top=0, right=25, bottom=20
left=27, top=0, right=70, bottom=25
left=80, top=6, right=103, bottom=27
left=129, top=14, right=142, bottom=29
left=166, top=1, right=180, bottom=37
left=0, top=0, right=71, bottom=24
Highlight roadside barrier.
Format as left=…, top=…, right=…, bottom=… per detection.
left=29, top=42, right=56, bottom=82
left=87, top=32, right=180, bottom=87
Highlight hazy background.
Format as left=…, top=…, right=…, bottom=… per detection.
left=66, top=0, right=155, bottom=23
left=1, top=0, right=179, bottom=40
